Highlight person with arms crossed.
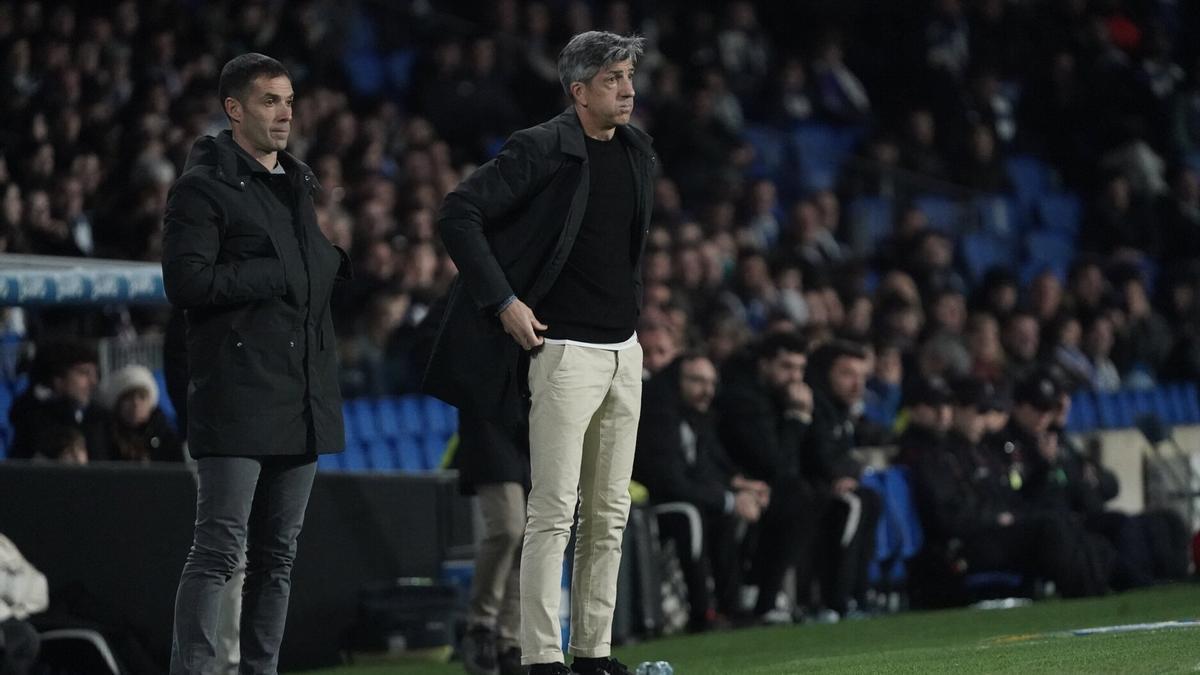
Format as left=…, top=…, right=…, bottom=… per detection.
left=162, top=53, right=351, bottom=675
left=426, top=31, right=655, bottom=675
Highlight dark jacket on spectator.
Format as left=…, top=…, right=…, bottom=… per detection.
left=715, top=351, right=808, bottom=483
left=914, top=429, right=1017, bottom=543
left=424, top=107, right=655, bottom=427
left=161, top=131, right=351, bottom=457
left=452, top=412, right=530, bottom=496
left=803, top=345, right=865, bottom=483
left=106, top=408, right=185, bottom=463
left=636, top=358, right=739, bottom=513
left=7, top=388, right=111, bottom=461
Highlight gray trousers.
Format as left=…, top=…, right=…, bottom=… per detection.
left=170, top=455, right=318, bottom=675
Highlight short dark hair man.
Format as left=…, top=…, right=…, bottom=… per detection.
left=7, top=339, right=106, bottom=461
left=425, top=31, right=655, bottom=675
left=162, top=52, right=351, bottom=675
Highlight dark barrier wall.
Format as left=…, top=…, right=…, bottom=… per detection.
left=0, top=462, right=470, bottom=671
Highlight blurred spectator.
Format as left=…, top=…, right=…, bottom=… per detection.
left=640, top=319, right=683, bottom=378
left=635, top=353, right=767, bottom=630
left=1114, top=274, right=1173, bottom=381
left=956, top=123, right=1010, bottom=192
left=895, top=375, right=953, bottom=466
left=810, top=32, right=871, bottom=125
left=966, top=312, right=1005, bottom=382
left=1159, top=166, right=1200, bottom=266
left=1082, top=313, right=1122, bottom=392
left=715, top=333, right=820, bottom=621
left=1001, top=311, right=1041, bottom=382
left=1084, top=173, right=1161, bottom=257
left=801, top=340, right=881, bottom=618
left=96, top=364, right=182, bottom=463
left=1027, top=271, right=1065, bottom=324
left=0, top=532, right=48, bottom=675
left=7, top=339, right=109, bottom=461
left=899, top=108, right=950, bottom=182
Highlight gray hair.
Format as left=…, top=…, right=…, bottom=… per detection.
left=557, top=31, right=645, bottom=96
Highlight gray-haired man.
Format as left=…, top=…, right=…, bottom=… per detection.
left=426, top=31, right=655, bottom=675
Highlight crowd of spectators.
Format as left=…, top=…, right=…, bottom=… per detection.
left=1, top=0, right=1198, bottom=632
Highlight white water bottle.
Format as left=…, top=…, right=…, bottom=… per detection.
left=635, top=661, right=674, bottom=675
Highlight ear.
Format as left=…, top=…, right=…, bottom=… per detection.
left=224, top=97, right=242, bottom=124
left=570, top=81, right=587, bottom=107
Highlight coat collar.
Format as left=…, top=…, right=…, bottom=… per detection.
left=211, top=130, right=321, bottom=192
left=553, top=106, right=654, bottom=160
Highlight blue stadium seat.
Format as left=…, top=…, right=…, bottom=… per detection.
left=960, top=233, right=1012, bottom=284
left=847, top=196, right=893, bottom=256
left=397, top=395, right=424, bottom=435
left=1023, top=230, right=1075, bottom=268
left=421, top=396, right=455, bottom=437
left=1182, top=383, right=1200, bottom=423
left=1067, top=391, right=1097, bottom=433
left=364, top=438, right=397, bottom=470
left=963, top=571, right=1026, bottom=595
left=788, top=123, right=863, bottom=193
left=1151, top=387, right=1176, bottom=426
left=386, top=49, right=417, bottom=93
left=316, top=452, right=342, bottom=471
left=913, top=195, right=964, bottom=234
left=1005, top=155, right=1052, bottom=206
left=422, top=435, right=448, bottom=471
left=1035, top=193, right=1082, bottom=235
left=340, top=441, right=371, bottom=472
left=395, top=436, right=426, bottom=472
left=1095, top=391, right=1122, bottom=429
left=345, top=399, right=381, bottom=441
left=975, top=194, right=1023, bottom=239
left=742, top=125, right=787, bottom=181
left=374, top=397, right=403, bottom=440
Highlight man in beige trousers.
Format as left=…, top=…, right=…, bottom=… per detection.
left=428, top=30, right=655, bottom=675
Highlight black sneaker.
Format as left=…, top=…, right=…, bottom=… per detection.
left=461, top=625, right=498, bottom=675
left=571, top=656, right=633, bottom=675
left=529, top=663, right=571, bottom=675
left=498, top=646, right=527, bottom=675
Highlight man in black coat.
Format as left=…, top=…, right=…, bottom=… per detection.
left=426, top=32, right=655, bottom=675
left=635, top=353, right=769, bottom=630
left=161, top=53, right=350, bottom=675
left=893, top=374, right=954, bottom=467
left=802, top=340, right=881, bottom=619
left=715, top=332, right=821, bottom=620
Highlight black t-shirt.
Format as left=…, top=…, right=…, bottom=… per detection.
left=537, top=133, right=638, bottom=343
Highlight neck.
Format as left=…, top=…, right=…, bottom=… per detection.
left=576, top=104, right=616, bottom=141
left=231, top=128, right=278, bottom=171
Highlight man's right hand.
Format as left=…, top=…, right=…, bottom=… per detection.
left=499, top=298, right=548, bottom=350
left=733, top=490, right=762, bottom=523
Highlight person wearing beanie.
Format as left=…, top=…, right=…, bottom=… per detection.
left=99, top=365, right=183, bottom=463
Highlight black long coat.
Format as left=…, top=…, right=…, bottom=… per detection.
left=423, top=108, right=655, bottom=426
left=161, top=131, right=351, bottom=457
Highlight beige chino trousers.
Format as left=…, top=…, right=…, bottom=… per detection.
left=520, top=342, right=642, bottom=665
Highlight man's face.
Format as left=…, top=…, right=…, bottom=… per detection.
left=679, top=357, right=718, bottom=413
left=1005, top=317, right=1040, bottom=361
left=829, top=355, right=868, bottom=408
left=640, top=329, right=679, bottom=375
left=574, top=59, right=635, bottom=131
left=952, top=405, right=987, bottom=443
left=117, top=387, right=154, bottom=428
left=53, top=361, right=98, bottom=406
left=1013, top=402, right=1055, bottom=435
left=228, top=75, right=293, bottom=154
left=911, top=403, right=952, bottom=432
left=761, top=350, right=806, bottom=394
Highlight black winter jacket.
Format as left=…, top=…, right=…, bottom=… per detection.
left=161, top=131, right=351, bottom=457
